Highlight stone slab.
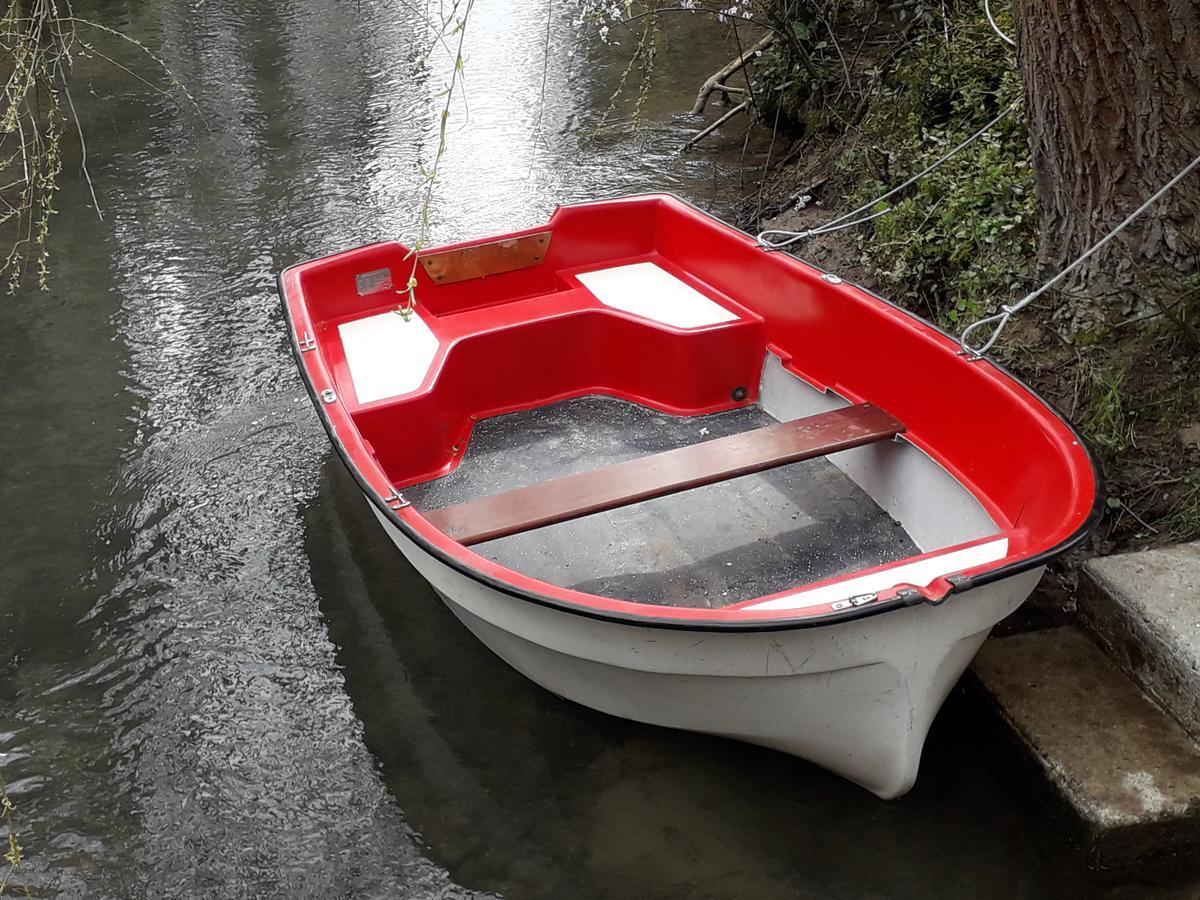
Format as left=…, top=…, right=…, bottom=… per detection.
left=1080, top=541, right=1200, bottom=738
left=971, top=626, right=1200, bottom=869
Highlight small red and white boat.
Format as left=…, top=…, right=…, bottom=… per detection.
left=280, top=194, right=1100, bottom=798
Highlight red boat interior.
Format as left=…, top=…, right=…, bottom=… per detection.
left=282, top=194, right=1097, bottom=616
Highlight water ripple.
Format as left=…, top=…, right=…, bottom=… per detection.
left=2, top=0, right=774, bottom=895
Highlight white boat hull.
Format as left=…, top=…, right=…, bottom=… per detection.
left=369, top=503, right=1042, bottom=799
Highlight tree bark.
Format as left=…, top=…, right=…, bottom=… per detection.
left=1013, top=0, right=1200, bottom=286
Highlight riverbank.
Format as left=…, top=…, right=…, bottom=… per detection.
left=722, top=3, right=1198, bottom=567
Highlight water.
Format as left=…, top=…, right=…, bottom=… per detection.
left=0, top=1, right=1193, bottom=896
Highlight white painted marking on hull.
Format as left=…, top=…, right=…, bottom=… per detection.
left=338, top=310, right=439, bottom=403
left=577, top=261, right=738, bottom=329
left=743, top=537, right=1010, bottom=611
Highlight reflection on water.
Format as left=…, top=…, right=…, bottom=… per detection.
left=0, top=0, right=1194, bottom=897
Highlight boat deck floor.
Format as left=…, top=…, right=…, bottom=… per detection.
left=406, top=396, right=918, bottom=609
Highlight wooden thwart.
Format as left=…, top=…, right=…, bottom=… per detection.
left=421, top=403, right=905, bottom=546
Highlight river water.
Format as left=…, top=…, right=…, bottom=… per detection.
left=0, top=2, right=1193, bottom=897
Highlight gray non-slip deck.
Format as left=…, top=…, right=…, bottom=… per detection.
left=407, top=396, right=915, bottom=608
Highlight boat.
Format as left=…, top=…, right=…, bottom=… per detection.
left=278, top=194, right=1100, bottom=799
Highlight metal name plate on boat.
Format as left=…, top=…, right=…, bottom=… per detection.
left=419, top=232, right=552, bottom=284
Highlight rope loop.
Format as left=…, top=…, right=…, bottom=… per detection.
left=757, top=229, right=812, bottom=250
left=984, top=0, right=1017, bottom=47
left=959, top=150, right=1200, bottom=358
left=958, top=308, right=1012, bottom=358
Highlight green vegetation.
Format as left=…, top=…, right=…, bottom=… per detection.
left=2, top=2, right=192, bottom=294
left=1, top=0, right=72, bottom=293
left=748, top=0, right=1199, bottom=547
left=754, top=1, right=1033, bottom=329
left=1, top=764, right=30, bottom=896
left=1076, top=304, right=1200, bottom=543
left=844, top=19, right=1032, bottom=330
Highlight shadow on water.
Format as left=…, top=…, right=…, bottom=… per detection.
left=308, top=458, right=1199, bottom=899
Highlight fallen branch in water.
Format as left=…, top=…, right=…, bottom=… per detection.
left=683, top=100, right=750, bottom=150
left=690, top=33, right=773, bottom=115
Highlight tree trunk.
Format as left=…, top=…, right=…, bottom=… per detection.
left=1013, top=0, right=1200, bottom=287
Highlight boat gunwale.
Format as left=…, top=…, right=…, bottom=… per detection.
left=277, top=192, right=1104, bottom=632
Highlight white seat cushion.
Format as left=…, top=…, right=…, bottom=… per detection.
left=577, top=261, right=737, bottom=329
left=338, top=311, right=439, bottom=404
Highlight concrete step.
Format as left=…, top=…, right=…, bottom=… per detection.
left=969, top=625, right=1200, bottom=869
left=1080, top=540, right=1200, bottom=739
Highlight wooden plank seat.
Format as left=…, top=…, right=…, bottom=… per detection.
left=422, top=403, right=906, bottom=546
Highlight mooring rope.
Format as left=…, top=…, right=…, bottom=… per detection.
left=983, top=0, right=1016, bottom=48
left=757, top=0, right=1021, bottom=253
left=958, top=150, right=1200, bottom=357
left=753, top=4, right=1197, bottom=359
left=756, top=101, right=1019, bottom=250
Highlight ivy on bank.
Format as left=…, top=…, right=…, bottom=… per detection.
left=753, top=0, right=1035, bottom=332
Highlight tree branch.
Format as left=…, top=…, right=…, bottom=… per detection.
left=690, top=32, right=774, bottom=115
